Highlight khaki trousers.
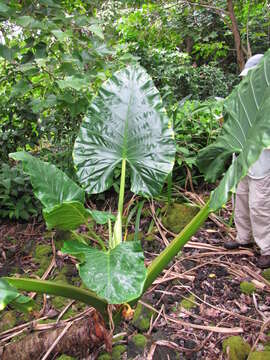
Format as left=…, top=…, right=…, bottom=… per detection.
left=235, top=175, right=270, bottom=255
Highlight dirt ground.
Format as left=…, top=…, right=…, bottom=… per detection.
left=1, top=193, right=270, bottom=360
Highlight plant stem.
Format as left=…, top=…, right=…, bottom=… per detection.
left=5, top=277, right=108, bottom=318
left=112, top=159, right=126, bottom=247
left=118, top=158, right=126, bottom=217
left=86, top=225, right=107, bottom=251
left=143, top=201, right=210, bottom=292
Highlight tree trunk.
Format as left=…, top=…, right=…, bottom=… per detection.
left=227, top=0, right=245, bottom=71
left=0, top=312, right=110, bottom=360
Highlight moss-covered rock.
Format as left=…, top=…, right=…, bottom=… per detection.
left=162, top=203, right=199, bottom=233
left=128, top=333, right=147, bottom=357
left=240, top=281, right=256, bottom=295
left=112, top=345, right=126, bottom=360
left=132, top=334, right=147, bottom=349
left=248, top=351, right=270, bottom=360
left=97, top=354, right=111, bottom=360
left=0, top=311, right=17, bottom=332
left=132, top=302, right=155, bottom=331
left=262, top=268, right=270, bottom=282
left=222, top=336, right=251, bottom=360
left=56, top=355, right=75, bottom=360
left=180, top=295, right=196, bottom=310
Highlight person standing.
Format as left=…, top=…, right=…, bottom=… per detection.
left=224, top=54, right=270, bottom=269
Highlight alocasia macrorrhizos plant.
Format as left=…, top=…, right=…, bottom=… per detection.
left=2, top=51, right=270, bottom=320
left=4, top=64, right=176, bottom=307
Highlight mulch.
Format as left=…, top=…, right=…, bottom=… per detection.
left=1, top=194, right=270, bottom=359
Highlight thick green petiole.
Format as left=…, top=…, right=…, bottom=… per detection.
left=112, top=159, right=126, bottom=248
left=5, top=277, right=108, bottom=318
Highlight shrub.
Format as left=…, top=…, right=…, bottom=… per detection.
left=0, top=163, right=41, bottom=220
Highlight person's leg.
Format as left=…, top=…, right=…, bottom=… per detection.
left=249, top=174, right=270, bottom=267
left=234, top=176, right=253, bottom=244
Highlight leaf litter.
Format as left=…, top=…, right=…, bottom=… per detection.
left=0, top=190, right=270, bottom=359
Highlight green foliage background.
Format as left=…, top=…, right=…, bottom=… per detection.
left=0, top=0, right=269, bottom=219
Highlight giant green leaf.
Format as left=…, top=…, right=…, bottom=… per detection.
left=62, top=240, right=147, bottom=304
left=43, top=201, right=91, bottom=230
left=197, top=50, right=270, bottom=211
left=73, top=65, right=176, bottom=196
left=9, top=152, right=85, bottom=211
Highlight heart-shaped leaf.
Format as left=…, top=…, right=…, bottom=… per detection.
left=9, top=152, right=85, bottom=211
left=73, top=65, right=175, bottom=196
left=62, top=240, right=147, bottom=304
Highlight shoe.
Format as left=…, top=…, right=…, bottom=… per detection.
left=224, top=241, right=253, bottom=250
left=257, top=255, right=270, bottom=269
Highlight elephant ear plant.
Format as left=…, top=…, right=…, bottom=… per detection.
left=2, top=50, right=270, bottom=319
left=1, top=65, right=175, bottom=313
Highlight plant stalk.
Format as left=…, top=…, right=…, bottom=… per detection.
left=118, top=158, right=126, bottom=217
left=5, top=277, right=108, bottom=318
left=143, top=201, right=210, bottom=292
left=112, top=159, right=126, bottom=247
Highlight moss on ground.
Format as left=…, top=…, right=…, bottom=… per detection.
left=180, top=295, right=196, bottom=310
left=132, top=334, right=147, bottom=349
left=126, top=231, right=143, bottom=241
left=248, top=351, right=270, bottom=360
left=97, top=354, right=111, bottom=360
left=262, top=268, right=270, bottom=282
left=240, top=281, right=256, bottom=295
left=112, top=345, right=126, bottom=360
left=222, top=336, right=251, bottom=360
left=0, top=311, right=17, bottom=332
left=33, top=244, right=52, bottom=277
left=162, top=203, right=199, bottom=233
left=56, top=356, right=75, bottom=360
left=132, top=302, right=155, bottom=331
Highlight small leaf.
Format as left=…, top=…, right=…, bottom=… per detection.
left=43, top=201, right=91, bottom=230
left=57, top=76, right=88, bottom=91
left=62, top=240, right=147, bottom=304
left=0, top=3, right=10, bottom=12
left=11, top=80, right=31, bottom=97
left=88, top=209, right=116, bottom=225
left=0, top=44, right=16, bottom=61
left=51, top=30, right=69, bottom=42
left=89, top=24, right=104, bottom=40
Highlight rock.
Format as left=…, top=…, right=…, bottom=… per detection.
left=162, top=203, right=199, bottom=233
left=222, top=336, right=251, bottom=360
left=132, top=302, right=155, bottom=332
left=128, top=334, right=148, bottom=357
left=240, top=281, right=256, bottom=295
left=112, top=345, right=127, bottom=360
